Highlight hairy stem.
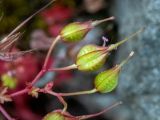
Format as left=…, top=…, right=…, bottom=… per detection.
left=108, top=28, right=144, bottom=51
left=10, top=88, right=28, bottom=98
left=47, top=64, right=77, bottom=72
left=59, top=89, right=97, bottom=97
left=31, top=35, right=61, bottom=85
left=91, top=16, right=115, bottom=27
left=0, top=105, right=15, bottom=120
left=43, top=35, right=61, bottom=69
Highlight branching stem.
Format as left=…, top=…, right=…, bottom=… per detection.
left=10, top=88, right=28, bottom=98
left=46, top=90, right=67, bottom=113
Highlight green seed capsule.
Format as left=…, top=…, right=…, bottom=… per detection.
left=60, top=17, right=115, bottom=42
left=60, top=22, right=92, bottom=42
left=43, top=112, right=65, bottom=120
left=76, top=44, right=107, bottom=71
left=94, top=66, right=120, bottom=93
left=94, top=51, right=134, bottom=93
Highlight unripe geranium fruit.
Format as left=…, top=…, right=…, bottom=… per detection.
left=76, top=44, right=108, bottom=71
left=94, top=66, right=119, bottom=93
left=60, top=22, right=92, bottom=42
left=75, top=28, right=142, bottom=72
left=60, top=17, right=114, bottom=42
left=43, top=110, right=76, bottom=120
left=94, top=52, right=134, bottom=93
left=43, top=112, right=65, bottom=120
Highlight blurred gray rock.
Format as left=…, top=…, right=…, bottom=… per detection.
left=112, top=0, right=160, bottom=120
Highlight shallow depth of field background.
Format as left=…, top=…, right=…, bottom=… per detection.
left=0, top=0, right=160, bottom=120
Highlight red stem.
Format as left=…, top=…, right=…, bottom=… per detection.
left=31, top=70, right=45, bottom=86
left=0, top=105, right=15, bottom=120
left=32, top=36, right=61, bottom=85
left=9, top=36, right=61, bottom=97
left=9, top=64, right=77, bottom=98
left=10, top=88, right=28, bottom=98
left=43, top=35, right=61, bottom=69
left=9, top=70, right=44, bottom=98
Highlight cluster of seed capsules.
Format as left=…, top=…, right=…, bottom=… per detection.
left=42, top=16, right=142, bottom=120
